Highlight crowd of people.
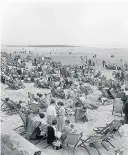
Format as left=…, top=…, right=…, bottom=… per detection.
left=1, top=50, right=128, bottom=149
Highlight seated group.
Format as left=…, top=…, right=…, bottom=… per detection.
left=30, top=114, right=75, bottom=146
left=28, top=99, right=83, bottom=147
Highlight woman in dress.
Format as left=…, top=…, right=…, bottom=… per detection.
left=57, top=102, right=65, bottom=132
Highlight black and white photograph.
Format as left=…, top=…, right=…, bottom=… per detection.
left=1, top=0, right=128, bottom=155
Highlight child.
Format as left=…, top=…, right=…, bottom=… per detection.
left=70, top=124, right=75, bottom=132
left=62, top=120, right=71, bottom=135
left=82, top=106, right=88, bottom=122
left=61, top=120, right=72, bottom=142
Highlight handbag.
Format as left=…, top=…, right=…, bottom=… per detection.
left=52, top=140, right=62, bottom=150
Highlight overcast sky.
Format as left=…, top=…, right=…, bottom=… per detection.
left=1, top=0, right=128, bottom=47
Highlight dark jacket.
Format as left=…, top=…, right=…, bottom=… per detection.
left=123, top=100, right=128, bottom=114
left=47, top=126, right=56, bottom=145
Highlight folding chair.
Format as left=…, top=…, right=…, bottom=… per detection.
left=13, top=110, right=28, bottom=135
left=109, top=89, right=117, bottom=98
left=102, top=88, right=109, bottom=98
left=30, top=101, right=39, bottom=113
left=101, top=130, right=115, bottom=151
left=78, top=135, right=103, bottom=155
left=65, top=132, right=83, bottom=148
left=109, top=120, right=123, bottom=137
left=1, top=99, right=15, bottom=111
left=86, top=86, right=93, bottom=94
left=93, top=120, right=115, bottom=134
left=75, top=108, right=87, bottom=122
left=94, top=120, right=123, bottom=137
left=6, top=81, right=20, bottom=90
left=1, top=99, right=18, bottom=114
left=112, top=98, right=123, bottom=116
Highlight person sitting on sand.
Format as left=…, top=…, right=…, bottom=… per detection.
left=30, top=121, right=43, bottom=140
left=70, top=124, right=76, bottom=132
left=39, top=113, right=45, bottom=124
left=75, top=102, right=88, bottom=122
left=4, top=97, right=15, bottom=110
left=47, top=120, right=61, bottom=145
left=61, top=120, right=72, bottom=141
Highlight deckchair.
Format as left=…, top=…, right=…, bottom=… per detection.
left=30, top=102, right=39, bottom=113
left=112, top=98, right=123, bottom=116
left=102, top=87, right=114, bottom=99
left=1, top=99, right=18, bottom=113
left=109, top=120, right=123, bottom=137
left=125, top=81, right=128, bottom=90
left=6, top=81, right=19, bottom=90
left=65, top=132, right=83, bottom=148
left=75, top=108, right=88, bottom=122
left=24, top=77, right=31, bottom=83
left=13, top=110, right=28, bottom=135
left=101, top=88, right=109, bottom=98
left=51, top=88, right=65, bottom=99
left=51, top=88, right=56, bottom=97
left=35, top=79, right=49, bottom=89
left=78, top=135, right=103, bottom=155
left=1, top=99, right=15, bottom=111
left=101, top=130, right=115, bottom=151
left=93, top=120, right=123, bottom=137
left=109, top=89, right=117, bottom=98
left=86, top=86, right=93, bottom=94
left=93, top=120, right=115, bottom=134
left=107, top=89, right=114, bottom=99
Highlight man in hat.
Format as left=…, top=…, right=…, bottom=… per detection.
left=47, top=99, right=56, bottom=125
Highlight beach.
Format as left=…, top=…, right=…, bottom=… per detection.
left=1, top=46, right=128, bottom=155
left=2, top=46, right=128, bottom=65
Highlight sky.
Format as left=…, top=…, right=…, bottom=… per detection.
left=1, top=0, right=128, bottom=47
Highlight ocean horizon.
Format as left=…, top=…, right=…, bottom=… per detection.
left=1, top=45, right=128, bottom=65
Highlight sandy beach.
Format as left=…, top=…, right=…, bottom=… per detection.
left=2, top=1, right=128, bottom=155
left=1, top=49, right=128, bottom=155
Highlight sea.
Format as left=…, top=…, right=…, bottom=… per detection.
left=1, top=46, right=128, bottom=65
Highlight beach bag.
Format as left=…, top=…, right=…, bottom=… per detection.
left=34, top=151, right=42, bottom=155
left=52, top=140, right=62, bottom=150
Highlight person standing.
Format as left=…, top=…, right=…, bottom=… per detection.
left=123, top=99, right=128, bottom=124
left=102, top=60, right=105, bottom=68
left=44, top=93, right=51, bottom=106
left=57, top=102, right=65, bottom=132
left=47, top=99, right=56, bottom=125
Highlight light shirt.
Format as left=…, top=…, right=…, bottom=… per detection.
left=66, top=99, right=73, bottom=107
left=79, top=96, right=86, bottom=103
left=59, top=107, right=65, bottom=117
left=44, top=96, right=50, bottom=106
left=47, top=104, right=56, bottom=117
left=18, top=59, right=21, bottom=64
left=42, top=56, right=44, bottom=61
